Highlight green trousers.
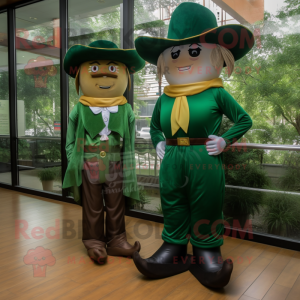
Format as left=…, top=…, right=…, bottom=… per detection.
left=159, top=144, right=225, bottom=248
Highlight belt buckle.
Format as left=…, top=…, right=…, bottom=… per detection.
left=177, top=137, right=190, bottom=146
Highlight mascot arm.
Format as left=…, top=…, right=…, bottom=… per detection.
left=128, top=104, right=136, bottom=152
left=150, top=96, right=165, bottom=149
left=216, top=88, right=253, bottom=146
left=65, top=105, right=78, bottom=162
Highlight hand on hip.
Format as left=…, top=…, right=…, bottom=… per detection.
left=206, top=135, right=226, bottom=155
left=156, top=141, right=166, bottom=160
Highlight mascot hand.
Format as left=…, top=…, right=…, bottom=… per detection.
left=156, top=141, right=166, bottom=160
left=206, top=135, right=226, bottom=155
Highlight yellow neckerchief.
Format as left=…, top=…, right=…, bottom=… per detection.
left=79, top=95, right=127, bottom=107
left=164, top=78, right=224, bottom=136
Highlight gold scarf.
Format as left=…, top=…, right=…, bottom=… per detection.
left=164, top=78, right=224, bottom=136
left=79, top=95, right=127, bottom=107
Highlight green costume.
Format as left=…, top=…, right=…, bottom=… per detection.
left=62, top=102, right=139, bottom=205
left=133, top=2, right=254, bottom=286
left=62, top=40, right=145, bottom=262
left=150, top=87, right=252, bottom=248
left=62, top=40, right=144, bottom=206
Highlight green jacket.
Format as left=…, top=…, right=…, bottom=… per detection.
left=150, top=87, right=253, bottom=148
left=62, top=102, right=140, bottom=205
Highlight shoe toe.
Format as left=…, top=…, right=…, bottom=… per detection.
left=134, top=241, right=141, bottom=253
left=88, top=248, right=107, bottom=264
left=190, top=260, right=233, bottom=289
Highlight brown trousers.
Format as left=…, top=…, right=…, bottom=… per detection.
left=81, top=160, right=125, bottom=250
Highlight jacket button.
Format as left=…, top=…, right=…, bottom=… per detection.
left=100, top=151, right=106, bottom=158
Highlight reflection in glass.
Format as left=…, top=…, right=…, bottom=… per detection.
left=16, top=0, right=61, bottom=193
left=0, top=12, right=11, bottom=184
left=18, top=138, right=62, bottom=193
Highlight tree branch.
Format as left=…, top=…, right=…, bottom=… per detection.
left=224, top=80, right=245, bottom=83
left=277, top=105, right=298, bottom=130
left=245, top=73, right=260, bottom=81
left=35, top=110, right=54, bottom=135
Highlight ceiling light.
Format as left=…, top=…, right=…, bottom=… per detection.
left=29, top=17, right=37, bottom=20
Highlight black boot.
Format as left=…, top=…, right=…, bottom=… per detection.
left=133, top=242, right=191, bottom=279
left=189, top=246, right=233, bottom=289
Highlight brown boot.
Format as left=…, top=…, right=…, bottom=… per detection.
left=82, top=169, right=107, bottom=264
left=107, top=232, right=141, bottom=257
left=87, top=242, right=107, bottom=264
left=103, top=162, right=141, bottom=257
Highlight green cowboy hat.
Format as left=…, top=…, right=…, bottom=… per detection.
left=64, top=40, right=145, bottom=78
left=135, top=2, right=255, bottom=66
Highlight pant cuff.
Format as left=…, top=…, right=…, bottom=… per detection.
left=162, top=233, right=189, bottom=245
left=189, top=236, right=224, bottom=248
left=82, top=239, right=106, bottom=250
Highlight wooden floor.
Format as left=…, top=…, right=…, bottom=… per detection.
left=0, top=188, right=300, bottom=300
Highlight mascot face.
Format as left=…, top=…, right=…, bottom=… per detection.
left=162, top=43, right=222, bottom=85
left=79, top=59, right=128, bottom=97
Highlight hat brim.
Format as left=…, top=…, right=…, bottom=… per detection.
left=135, top=24, right=255, bottom=66
left=64, top=45, right=145, bottom=78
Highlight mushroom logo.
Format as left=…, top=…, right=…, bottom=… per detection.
left=24, top=56, right=57, bottom=88
left=23, top=246, right=56, bottom=277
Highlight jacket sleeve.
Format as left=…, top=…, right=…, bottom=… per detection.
left=122, top=104, right=140, bottom=201
left=128, top=104, right=136, bottom=153
left=150, top=96, right=165, bottom=149
left=65, top=105, right=78, bottom=162
left=216, top=88, right=253, bottom=146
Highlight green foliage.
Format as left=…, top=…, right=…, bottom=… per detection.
left=135, top=189, right=151, bottom=210
left=279, top=167, right=300, bottom=192
left=223, top=188, right=263, bottom=216
left=16, top=65, right=61, bottom=137
left=223, top=149, right=270, bottom=188
left=38, top=168, right=56, bottom=181
left=156, top=203, right=163, bottom=215
left=131, top=188, right=151, bottom=210
left=220, top=117, right=269, bottom=218
left=0, top=138, right=10, bottom=163
left=37, top=167, right=61, bottom=182
left=18, top=140, right=32, bottom=160
left=223, top=1, right=300, bottom=146
left=51, top=166, right=62, bottom=181
left=263, top=191, right=300, bottom=236
left=278, top=152, right=300, bottom=192
left=219, top=117, right=271, bottom=189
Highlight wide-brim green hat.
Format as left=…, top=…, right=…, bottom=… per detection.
left=135, top=2, right=255, bottom=66
left=64, top=40, right=145, bottom=78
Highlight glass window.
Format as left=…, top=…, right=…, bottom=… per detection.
left=133, top=0, right=300, bottom=241
left=0, top=12, right=11, bottom=185
left=15, top=0, right=62, bottom=194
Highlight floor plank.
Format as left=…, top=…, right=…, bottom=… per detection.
left=239, top=296, right=258, bottom=300
left=243, top=249, right=294, bottom=299
left=274, top=253, right=300, bottom=288
left=262, top=283, right=291, bottom=300
left=286, top=275, right=300, bottom=300
left=1, top=187, right=299, bottom=300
